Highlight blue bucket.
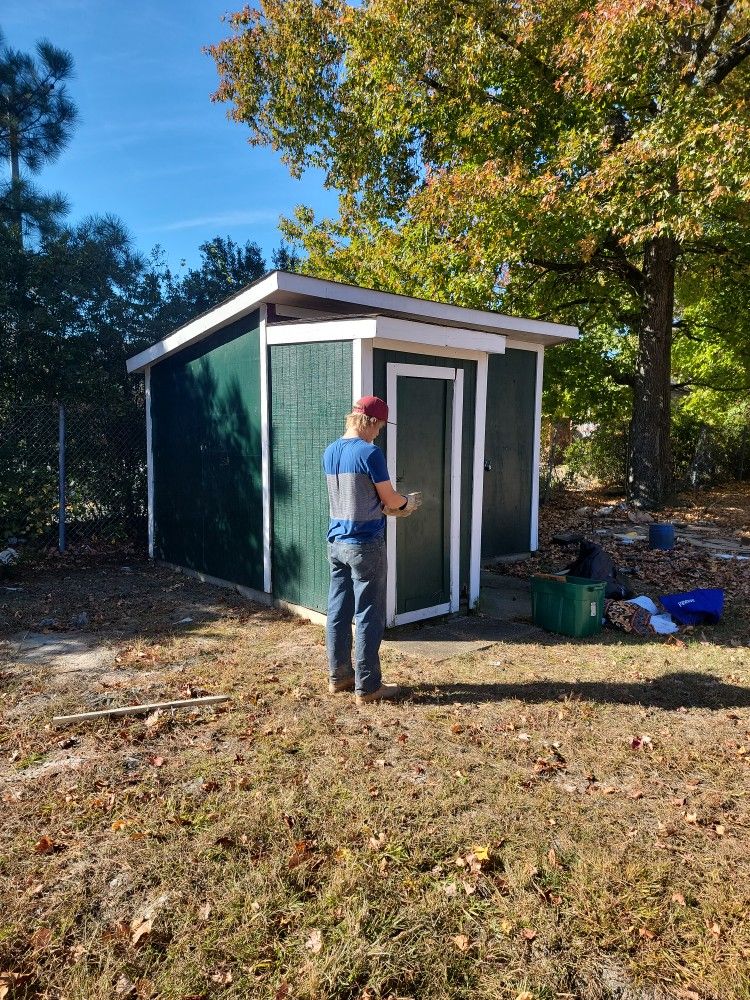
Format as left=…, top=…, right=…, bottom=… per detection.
left=649, top=523, right=675, bottom=550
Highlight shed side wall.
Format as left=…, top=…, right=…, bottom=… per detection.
left=269, top=340, right=353, bottom=612
left=150, top=312, right=263, bottom=589
left=482, top=348, right=537, bottom=556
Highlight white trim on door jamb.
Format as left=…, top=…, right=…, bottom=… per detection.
left=450, top=369, right=464, bottom=614
left=530, top=345, right=544, bottom=551
left=385, top=362, right=462, bottom=627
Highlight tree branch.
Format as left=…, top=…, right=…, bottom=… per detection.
left=705, top=30, right=750, bottom=86
left=672, top=379, right=750, bottom=391
left=682, top=0, right=734, bottom=85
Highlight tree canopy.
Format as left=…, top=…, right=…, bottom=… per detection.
left=210, top=0, right=750, bottom=506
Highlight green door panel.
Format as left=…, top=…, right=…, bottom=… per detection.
left=373, top=351, right=476, bottom=602
left=482, top=349, right=537, bottom=556
left=395, top=376, right=451, bottom=614
left=270, top=340, right=353, bottom=612
left=150, top=313, right=263, bottom=589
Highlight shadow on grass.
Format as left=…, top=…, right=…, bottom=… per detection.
left=408, top=671, right=750, bottom=710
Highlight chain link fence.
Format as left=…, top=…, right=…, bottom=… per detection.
left=0, top=401, right=146, bottom=555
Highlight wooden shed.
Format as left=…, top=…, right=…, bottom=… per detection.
left=126, top=271, right=578, bottom=626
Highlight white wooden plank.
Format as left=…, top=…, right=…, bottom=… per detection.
left=395, top=603, right=451, bottom=626
left=530, top=345, right=544, bottom=551
left=450, top=369, right=464, bottom=613
left=469, top=353, right=489, bottom=608
left=259, top=304, right=272, bottom=593
left=144, top=367, right=154, bottom=559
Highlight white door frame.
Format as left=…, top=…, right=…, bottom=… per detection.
left=385, top=362, right=464, bottom=627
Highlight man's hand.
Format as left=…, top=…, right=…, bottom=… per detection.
left=382, top=492, right=422, bottom=518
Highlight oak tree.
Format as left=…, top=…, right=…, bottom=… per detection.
left=210, top=0, right=750, bottom=506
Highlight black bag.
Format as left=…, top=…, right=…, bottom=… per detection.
left=566, top=540, right=633, bottom=599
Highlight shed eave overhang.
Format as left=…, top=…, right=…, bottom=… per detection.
left=126, top=270, right=578, bottom=374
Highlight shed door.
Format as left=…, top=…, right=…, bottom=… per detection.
left=385, top=363, right=463, bottom=626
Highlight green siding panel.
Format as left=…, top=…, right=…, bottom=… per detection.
left=270, top=340, right=353, bottom=612
left=482, top=348, right=537, bottom=556
left=373, top=350, right=476, bottom=602
left=150, top=313, right=264, bottom=589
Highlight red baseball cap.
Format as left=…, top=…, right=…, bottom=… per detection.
left=353, top=395, right=389, bottom=421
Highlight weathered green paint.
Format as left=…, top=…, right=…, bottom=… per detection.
left=373, top=350, right=476, bottom=602
left=270, top=340, right=352, bottom=612
left=150, top=313, right=264, bottom=589
left=394, top=376, right=451, bottom=614
left=482, top=348, right=537, bottom=556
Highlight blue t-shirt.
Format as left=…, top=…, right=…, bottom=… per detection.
left=322, top=437, right=390, bottom=543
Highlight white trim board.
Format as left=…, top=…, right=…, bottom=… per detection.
left=144, top=368, right=154, bottom=559
left=469, top=354, right=488, bottom=608
left=266, top=314, right=506, bottom=354
left=267, top=317, right=377, bottom=345
left=373, top=337, right=486, bottom=362
left=530, top=345, right=545, bottom=552
left=126, top=270, right=577, bottom=373
left=259, top=304, right=272, bottom=592
left=385, top=362, right=463, bottom=628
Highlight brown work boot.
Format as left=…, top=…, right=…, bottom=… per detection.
left=355, top=683, right=401, bottom=706
left=328, top=677, right=355, bottom=694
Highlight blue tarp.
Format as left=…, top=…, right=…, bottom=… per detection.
left=660, top=588, right=724, bottom=626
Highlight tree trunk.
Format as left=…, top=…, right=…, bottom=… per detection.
left=628, top=236, right=675, bottom=509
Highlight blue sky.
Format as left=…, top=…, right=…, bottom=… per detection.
left=2, top=0, right=339, bottom=270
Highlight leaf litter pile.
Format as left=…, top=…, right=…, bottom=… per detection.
left=1, top=491, right=750, bottom=1000
left=502, top=483, right=750, bottom=624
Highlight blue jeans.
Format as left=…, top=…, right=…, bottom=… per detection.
left=326, top=538, right=387, bottom=696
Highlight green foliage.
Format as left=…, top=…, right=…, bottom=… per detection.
left=210, top=0, right=750, bottom=504
left=672, top=399, right=750, bottom=485
left=564, top=427, right=628, bottom=491
left=148, top=236, right=267, bottom=337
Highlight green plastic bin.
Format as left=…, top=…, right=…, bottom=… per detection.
left=531, top=574, right=606, bottom=637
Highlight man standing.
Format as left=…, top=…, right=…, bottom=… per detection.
left=323, top=395, right=421, bottom=705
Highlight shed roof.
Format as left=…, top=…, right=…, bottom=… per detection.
left=126, top=270, right=578, bottom=374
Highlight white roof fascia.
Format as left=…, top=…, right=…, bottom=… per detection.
left=274, top=271, right=578, bottom=342
left=126, top=272, right=280, bottom=373
left=266, top=317, right=377, bottom=345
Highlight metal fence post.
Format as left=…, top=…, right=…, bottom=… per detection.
left=58, top=403, right=66, bottom=552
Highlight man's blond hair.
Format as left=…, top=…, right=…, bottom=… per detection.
left=345, top=412, right=384, bottom=434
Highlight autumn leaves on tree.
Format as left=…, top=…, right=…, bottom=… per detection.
left=209, top=0, right=750, bottom=508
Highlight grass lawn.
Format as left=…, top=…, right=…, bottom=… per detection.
left=2, top=513, right=750, bottom=999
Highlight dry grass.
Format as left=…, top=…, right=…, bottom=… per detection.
left=1, top=553, right=750, bottom=1000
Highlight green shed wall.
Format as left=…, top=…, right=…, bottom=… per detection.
left=481, top=347, right=537, bottom=557
left=150, top=312, right=264, bottom=589
left=373, top=349, right=476, bottom=601
left=269, top=340, right=353, bottom=612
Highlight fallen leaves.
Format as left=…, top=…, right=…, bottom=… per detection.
left=630, top=734, right=653, bottom=751
left=304, top=928, right=322, bottom=953
left=130, top=916, right=152, bottom=946
left=29, top=927, right=53, bottom=950
left=32, top=835, right=65, bottom=854
left=451, top=933, right=470, bottom=951
left=288, top=839, right=316, bottom=869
